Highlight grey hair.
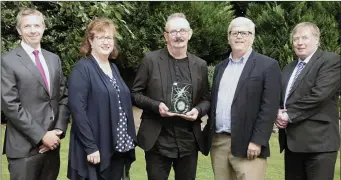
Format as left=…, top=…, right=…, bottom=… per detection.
left=16, top=8, right=45, bottom=30
left=165, top=13, right=190, bottom=31
left=291, top=22, right=320, bottom=45
left=227, top=17, right=255, bottom=35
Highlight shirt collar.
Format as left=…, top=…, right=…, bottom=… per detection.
left=21, top=41, right=42, bottom=55
left=298, top=48, right=317, bottom=64
left=228, top=48, right=253, bottom=64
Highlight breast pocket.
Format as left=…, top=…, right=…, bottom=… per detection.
left=247, top=76, right=263, bottom=95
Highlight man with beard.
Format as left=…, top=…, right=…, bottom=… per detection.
left=131, top=13, right=210, bottom=180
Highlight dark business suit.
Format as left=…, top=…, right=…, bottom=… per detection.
left=279, top=49, right=340, bottom=180
left=206, top=51, right=281, bottom=158
left=1, top=46, right=69, bottom=180
left=131, top=48, right=210, bottom=179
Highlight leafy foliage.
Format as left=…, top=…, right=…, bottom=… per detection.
left=1, top=1, right=339, bottom=75
left=246, top=1, right=340, bottom=68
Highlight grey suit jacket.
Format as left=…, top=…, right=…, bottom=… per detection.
left=279, top=49, right=341, bottom=153
left=1, top=45, right=70, bottom=158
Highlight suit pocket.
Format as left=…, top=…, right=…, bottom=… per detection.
left=247, top=76, right=261, bottom=81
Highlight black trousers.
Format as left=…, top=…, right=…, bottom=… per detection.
left=145, top=150, right=198, bottom=180
left=285, top=149, right=338, bottom=180
left=68, top=151, right=131, bottom=180
left=8, top=149, right=60, bottom=180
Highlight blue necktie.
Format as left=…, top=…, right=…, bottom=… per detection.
left=288, top=61, right=306, bottom=93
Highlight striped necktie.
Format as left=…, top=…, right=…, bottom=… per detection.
left=288, top=61, right=306, bottom=93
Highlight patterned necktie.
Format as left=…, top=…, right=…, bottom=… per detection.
left=288, top=61, right=306, bottom=93
left=33, top=50, right=49, bottom=91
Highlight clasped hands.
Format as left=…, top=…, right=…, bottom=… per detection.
left=39, top=129, right=63, bottom=154
left=275, top=109, right=289, bottom=129
left=159, top=102, right=198, bottom=121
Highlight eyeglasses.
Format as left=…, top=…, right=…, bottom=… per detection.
left=95, top=36, right=114, bottom=42
left=229, top=31, right=252, bottom=37
left=166, top=29, right=189, bottom=36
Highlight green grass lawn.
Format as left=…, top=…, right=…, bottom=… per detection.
left=1, top=125, right=340, bottom=180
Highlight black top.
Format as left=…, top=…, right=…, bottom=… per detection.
left=151, top=53, right=197, bottom=158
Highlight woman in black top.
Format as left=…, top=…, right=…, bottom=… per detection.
left=67, top=18, right=136, bottom=180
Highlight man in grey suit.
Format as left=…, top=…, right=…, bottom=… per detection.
left=1, top=8, right=69, bottom=180
left=276, top=22, right=340, bottom=180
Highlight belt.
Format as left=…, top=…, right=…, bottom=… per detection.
left=217, top=132, right=231, bottom=136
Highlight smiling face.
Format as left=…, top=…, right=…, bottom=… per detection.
left=292, top=26, right=319, bottom=60
left=228, top=25, right=254, bottom=55
left=90, top=29, right=115, bottom=57
left=17, top=14, right=45, bottom=49
left=164, top=17, right=192, bottom=50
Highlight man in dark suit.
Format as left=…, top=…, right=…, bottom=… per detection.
left=1, top=8, right=69, bottom=180
left=276, top=22, right=340, bottom=180
left=131, top=13, right=210, bottom=180
left=205, top=17, right=281, bottom=180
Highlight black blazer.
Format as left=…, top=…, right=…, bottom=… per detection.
left=131, top=48, right=210, bottom=154
left=205, top=51, right=281, bottom=157
left=279, top=49, right=341, bottom=153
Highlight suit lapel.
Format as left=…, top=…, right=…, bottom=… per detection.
left=16, top=46, right=49, bottom=94
left=287, top=49, right=322, bottom=98
left=158, top=49, right=169, bottom=99
left=232, top=51, right=256, bottom=103
left=281, top=61, right=296, bottom=100
left=42, top=49, right=55, bottom=96
left=188, top=53, right=198, bottom=103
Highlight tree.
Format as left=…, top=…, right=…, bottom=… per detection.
left=119, top=1, right=235, bottom=68
left=246, top=1, right=340, bottom=68
left=1, top=1, right=135, bottom=75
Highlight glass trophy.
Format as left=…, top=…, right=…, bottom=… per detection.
left=170, top=82, right=193, bottom=114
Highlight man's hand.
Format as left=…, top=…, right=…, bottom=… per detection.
left=39, top=130, right=64, bottom=153
left=178, top=108, right=199, bottom=121
left=42, top=130, right=62, bottom=150
left=247, top=142, right=261, bottom=160
left=39, top=144, right=50, bottom=154
left=275, top=109, right=289, bottom=129
left=53, top=129, right=63, bottom=137
left=87, top=151, right=100, bottom=164
left=159, top=102, right=176, bottom=117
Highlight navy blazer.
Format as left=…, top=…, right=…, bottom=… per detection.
left=67, top=55, right=136, bottom=178
left=205, top=50, right=282, bottom=158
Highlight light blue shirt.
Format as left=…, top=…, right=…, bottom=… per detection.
left=215, top=48, right=252, bottom=133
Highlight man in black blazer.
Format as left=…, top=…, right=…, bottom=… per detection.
left=131, top=13, right=210, bottom=180
left=1, top=8, right=69, bottom=180
left=276, top=22, right=340, bottom=180
left=205, top=17, right=281, bottom=180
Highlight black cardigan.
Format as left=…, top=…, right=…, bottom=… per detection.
left=67, top=55, right=136, bottom=179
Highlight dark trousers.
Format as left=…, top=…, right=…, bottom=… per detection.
left=68, top=151, right=131, bottom=180
left=145, top=150, right=198, bottom=180
left=100, top=152, right=131, bottom=180
left=285, top=149, right=338, bottom=180
left=8, top=149, right=60, bottom=180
